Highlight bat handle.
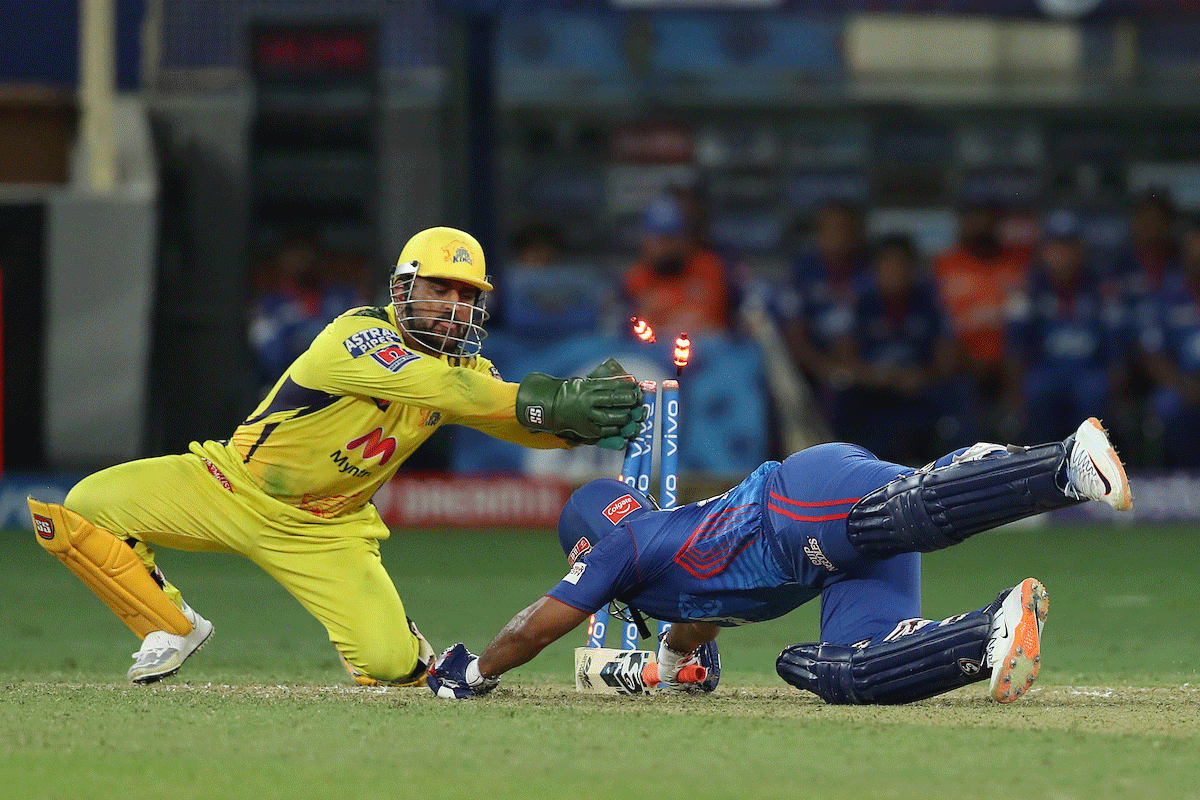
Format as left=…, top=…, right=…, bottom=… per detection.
left=641, top=662, right=708, bottom=687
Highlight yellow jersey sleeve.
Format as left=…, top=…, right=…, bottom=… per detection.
left=226, top=306, right=565, bottom=518
left=291, top=307, right=568, bottom=449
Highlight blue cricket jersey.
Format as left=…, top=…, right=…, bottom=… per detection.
left=547, top=445, right=916, bottom=626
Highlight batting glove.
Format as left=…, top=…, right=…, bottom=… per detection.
left=426, top=643, right=500, bottom=700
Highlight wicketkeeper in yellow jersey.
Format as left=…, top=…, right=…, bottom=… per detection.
left=27, top=226, right=644, bottom=686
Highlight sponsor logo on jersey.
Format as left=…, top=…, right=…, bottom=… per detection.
left=803, top=537, right=836, bottom=572
left=202, top=458, right=233, bottom=492
left=370, top=344, right=420, bottom=373
left=346, top=428, right=398, bottom=465
left=489, top=364, right=502, bottom=380
left=602, top=494, right=641, bottom=525
left=329, top=451, right=372, bottom=478
left=567, top=536, right=591, bottom=566
left=421, top=410, right=442, bottom=428
left=958, top=658, right=982, bottom=675
left=563, top=562, right=586, bottom=584
left=33, top=515, right=54, bottom=540
left=343, top=327, right=404, bottom=358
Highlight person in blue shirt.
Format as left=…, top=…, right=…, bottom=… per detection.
left=778, top=201, right=871, bottom=440
left=1139, top=225, right=1200, bottom=468
left=832, top=233, right=966, bottom=464
left=1007, top=210, right=1127, bottom=444
left=249, top=232, right=368, bottom=400
left=426, top=417, right=1132, bottom=705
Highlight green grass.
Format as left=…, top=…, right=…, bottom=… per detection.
left=3, top=524, right=1199, bottom=799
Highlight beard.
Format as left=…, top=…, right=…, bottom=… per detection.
left=402, top=312, right=466, bottom=355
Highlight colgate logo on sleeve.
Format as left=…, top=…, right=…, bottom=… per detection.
left=602, top=494, right=641, bottom=525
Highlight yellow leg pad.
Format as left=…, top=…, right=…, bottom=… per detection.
left=29, top=499, right=192, bottom=639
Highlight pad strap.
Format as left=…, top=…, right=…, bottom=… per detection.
left=776, top=611, right=994, bottom=705
left=29, top=499, right=191, bottom=639
left=846, top=442, right=1079, bottom=559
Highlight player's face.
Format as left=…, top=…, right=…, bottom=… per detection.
left=403, top=276, right=481, bottom=354
left=1041, top=239, right=1084, bottom=286
left=875, top=249, right=914, bottom=300
left=816, top=207, right=861, bottom=262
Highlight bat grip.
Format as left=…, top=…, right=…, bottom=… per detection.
left=641, top=662, right=708, bottom=687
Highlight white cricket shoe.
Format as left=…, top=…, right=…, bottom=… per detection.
left=127, top=601, right=214, bottom=684
left=986, top=578, right=1048, bottom=704
left=1065, top=417, right=1133, bottom=511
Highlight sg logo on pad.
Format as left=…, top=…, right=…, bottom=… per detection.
left=33, top=515, right=55, bottom=540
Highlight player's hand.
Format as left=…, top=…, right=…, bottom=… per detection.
left=587, top=357, right=633, bottom=380
left=516, top=371, right=644, bottom=444
left=656, top=638, right=721, bottom=693
left=585, top=358, right=642, bottom=447
left=426, top=643, right=500, bottom=700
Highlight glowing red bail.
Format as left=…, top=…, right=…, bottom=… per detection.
left=631, top=317, right=656, bottom=343
left=673, top=333, right=691, bottom=376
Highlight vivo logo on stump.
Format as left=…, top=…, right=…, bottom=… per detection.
left=347, top=429, right=398, bottom=465
left=603, top=494, right=641, bottom=525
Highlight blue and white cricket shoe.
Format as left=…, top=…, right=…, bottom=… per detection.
left=1065, top=417, right=1133, bottom=511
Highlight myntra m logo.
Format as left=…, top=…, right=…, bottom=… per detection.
left=346, top=428, right=397, bottom=465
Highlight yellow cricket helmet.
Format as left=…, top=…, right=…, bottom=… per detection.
left=395, top=226, right=492, bottom=292
left=391, top=226, right=492, bottom=357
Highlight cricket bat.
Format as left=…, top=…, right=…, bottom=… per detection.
left=574, top=647, right=707, bottom=694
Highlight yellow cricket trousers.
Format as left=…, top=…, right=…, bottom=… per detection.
left=63, top=442, right=419, bottom=681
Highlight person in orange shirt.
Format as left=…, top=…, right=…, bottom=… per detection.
left=622, top=195, right=731, bottom=334
left=933, top=198, right=1030, bottom=439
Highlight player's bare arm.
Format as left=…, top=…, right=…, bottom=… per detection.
left=478, top=596, right=590, bottom=677
left=424, top=597, right=588, bottom=700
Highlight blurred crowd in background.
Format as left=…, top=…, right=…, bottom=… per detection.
left=249, top=184, right=1200, bottom=472
left=14, top=1, right=1200, bottom=481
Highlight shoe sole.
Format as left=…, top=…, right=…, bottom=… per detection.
left=990, top=578, right=1048, bottom=704
left=130, top=624, right=214, bottom=685
left=1079, top=417, right=1133, bottom=511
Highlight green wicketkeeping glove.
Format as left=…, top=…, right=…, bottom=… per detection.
left=586, top=358, right=641, bottom=448
left=587, top=357, right=631, bottom=380
left=517, top=366, right=644, bottom=448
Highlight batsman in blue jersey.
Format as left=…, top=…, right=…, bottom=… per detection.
left=428, top=418, right=1132, bottom=705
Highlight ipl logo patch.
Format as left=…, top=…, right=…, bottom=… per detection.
left=33, top=515, right=54, bottom=540
left=602, top=494, right=641, bottom=525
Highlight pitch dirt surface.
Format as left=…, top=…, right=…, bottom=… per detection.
left=4, top=524, right=1200, bottom=798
